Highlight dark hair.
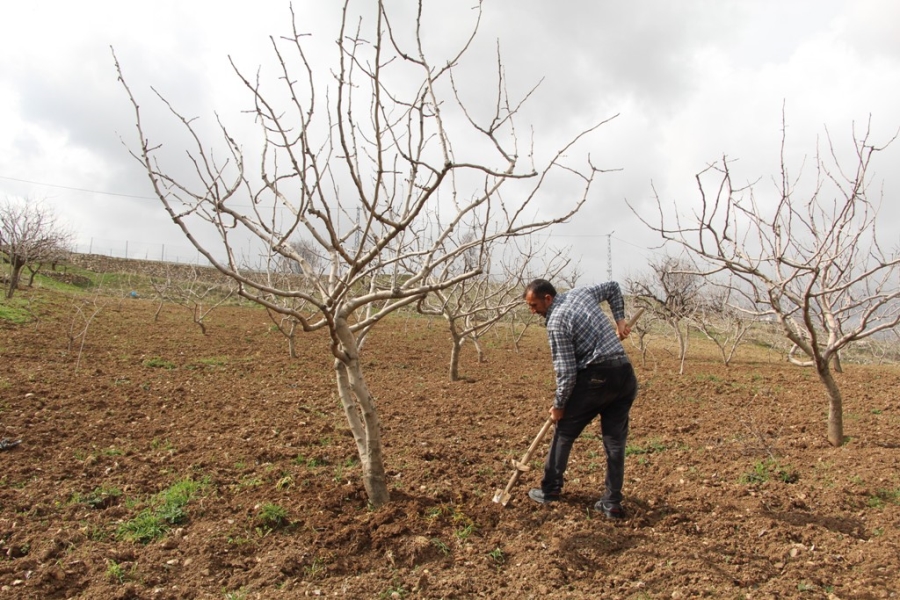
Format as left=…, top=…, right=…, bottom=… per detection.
left=523, top=278, right=557, bottom=299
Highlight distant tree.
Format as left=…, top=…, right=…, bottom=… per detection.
left=116, top=1, right=612, bottom=506
left=627, top=255, right=703, bottom=374
left=630, top=118, right=900, bottom=446
left=690, top=282, right=751, bottom=367
left=418, top=239, right=575, bottom=381
left=149, top=266, right=235, bottom=334
left=0, top=197, right=73, bottom=299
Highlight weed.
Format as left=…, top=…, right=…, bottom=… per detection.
left=425, top=506, right=446, bottom=520
left=106, top=560, right=126, bottom=584
left=257, top=502, right=289, bottom=529
left=430, top=537, right=450, bottom=555
left=198, top=356, right=227, bottom=367
left=78, top=485, right=122, bottom=509
left=303, top=557, right=326, bottom=579
left=235, top=475, right=263, bottom=490
left=739, top=458, right=798, bottom=485
left=867, top=488, right=900, bottom=509
left=454, top=523, right=475, bottom=541
left=275, top=474, right=294, bottom=490
left=150, top=438, right=176, bottom=452
left=224, top=589, right=248, bottom=600
left=294, top=454, right=327, bottom=468
left=378, top=579, right=408, bottom=598
left=626, top=439, right=668, bottom=456
left=488, top=547, right=505, bottom=564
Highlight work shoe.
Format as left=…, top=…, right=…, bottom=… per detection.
left=594, top=500, right=625, bottom=519
left=528, top=489, right=559, bottom=505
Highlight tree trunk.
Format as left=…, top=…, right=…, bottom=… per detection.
left=676, top=321, right=688, bottom=375
left=817, top=364, right=845, bottom=447
left=6, top=257, right=25, bottom=299
left=448, top=333, right=463, bottom=382
left=471, top=334, right=485, bottom=363
left=333, top=319, right=389, bottom=507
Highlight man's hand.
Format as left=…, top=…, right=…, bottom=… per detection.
left=549, top=406, right=564, bottom=422
left=615, top=318, right=631, bottom=340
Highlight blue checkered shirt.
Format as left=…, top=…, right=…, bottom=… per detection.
left=544, top=282, right=627, bottom=408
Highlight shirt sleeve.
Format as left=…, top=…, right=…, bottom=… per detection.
left=589, top=281, right=626, bottom=322
left=547, top=326, right=578, bottom=408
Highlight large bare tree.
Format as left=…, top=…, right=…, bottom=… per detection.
left=631, top=119, right=900, bottom=446
left=115, top=1, right=613, bottom=506
left=0, top=197, right=73, bottom=299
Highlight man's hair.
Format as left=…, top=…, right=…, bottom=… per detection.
left=523, top=278, right=557, bottom=299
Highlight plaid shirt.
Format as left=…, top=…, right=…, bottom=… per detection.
left=544, top=282, right=627, bottom=408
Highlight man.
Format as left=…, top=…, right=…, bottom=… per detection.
left=523, top=278, right=638, bottom=519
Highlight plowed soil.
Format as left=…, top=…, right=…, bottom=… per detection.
left=1, top=287, right=898, bottom=599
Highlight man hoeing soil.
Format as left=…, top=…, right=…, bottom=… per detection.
left=523, top=278, right=638, bottom=519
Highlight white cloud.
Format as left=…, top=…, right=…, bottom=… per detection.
left=1, top=0, right=898, bottom=281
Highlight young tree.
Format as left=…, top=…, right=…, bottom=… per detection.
left=627, top=255, right=703, bottom=374
left=116, top=2, right=612, bottom=506
left=691, top=283, right=751, bottom=367
left=149, top=265, right=236, bottom=335
left=0, top=197, right=73, bottom=299
left=631, top=119, right=900, bottom=446
left=418, top=239, right=574, bottom=381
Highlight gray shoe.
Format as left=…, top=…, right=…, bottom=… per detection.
left=594, top=500, right=625, bottom=519
left=528, top=488, right=559, bottom=504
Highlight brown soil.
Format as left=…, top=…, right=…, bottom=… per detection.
left=1, top=288, right=898, bottom=599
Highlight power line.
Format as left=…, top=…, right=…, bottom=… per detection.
left=0, top=174, right=156, bottom=201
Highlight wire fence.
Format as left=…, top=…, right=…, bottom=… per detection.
left=73, top=238, right=218, bottom=267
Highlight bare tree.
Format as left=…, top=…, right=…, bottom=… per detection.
left=627, top=255, right=703, bottom=374
left=418, top=239, right=574, bottom=381
left=149, top=266, right=235, bottom=335
left=630, top=118, right=900, bottom=446
left=115, top=2, right=612, bottom=506
left=0, top=197, right=74, bottom=299
left=691, top=283, right=751, bottom=367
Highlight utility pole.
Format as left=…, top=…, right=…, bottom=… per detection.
left=606, top=231, right=614, bottom=281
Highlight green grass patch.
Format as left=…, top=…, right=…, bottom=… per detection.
left=116, top=477, right=208, bottom=543
left=72, top=485, right=123, bottom=509
left=0, top=297, right=34, bottom=324
left=197, top=356, right=228, bottom=367
left=739, top=458, right=799, bottom=485
left=143, top=357, right=177, bottom=369
left=626, top=439, right=668, bottom=456
left=256, top=502, right=289, bottom=530
left=867, top=488, right=900, bottom=509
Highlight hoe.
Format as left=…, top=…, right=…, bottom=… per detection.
left=492, top=308, right=645, bottom=506
left=491, top=416, right=554, bottom=506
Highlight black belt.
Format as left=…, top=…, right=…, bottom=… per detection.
left=588, top=356, right=630, bottom=368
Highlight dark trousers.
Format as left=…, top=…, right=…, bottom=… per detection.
left=541, top=362, right=638, bottom=504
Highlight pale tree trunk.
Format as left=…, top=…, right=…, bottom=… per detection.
left=817, top=361, right=845, bottom=447
left=448, top=326, right=464, bottom=382
left=471, top=334, right=485, bottom=363
left=674, top=320, right=689, bottom=375
left=333, top=319, right=389, bottom=506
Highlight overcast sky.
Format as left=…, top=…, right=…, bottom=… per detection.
left=2, top=0, right=899, bottom=282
